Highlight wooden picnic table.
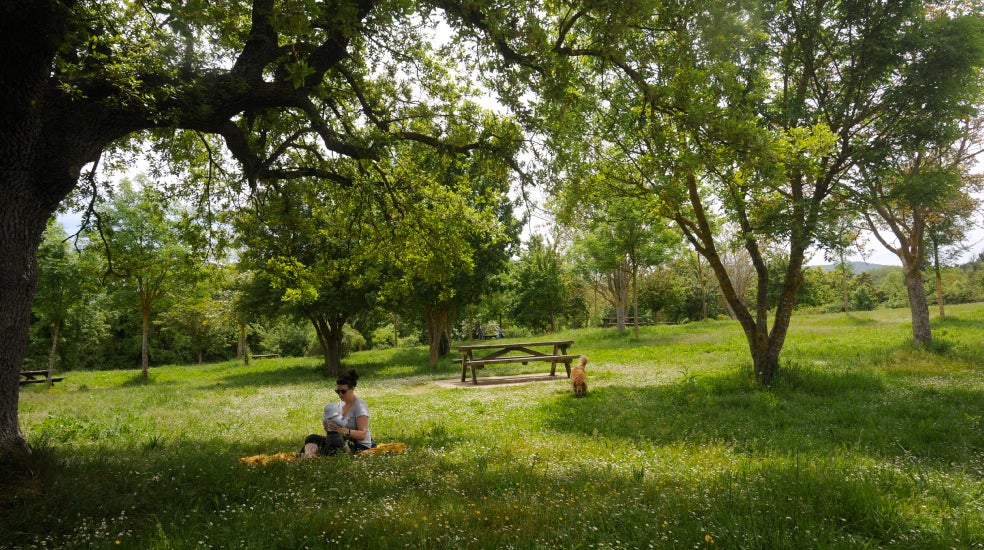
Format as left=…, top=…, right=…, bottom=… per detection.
left=19, top=370, right=64, bottom=386
left=454, top=340, right=579, bottom=385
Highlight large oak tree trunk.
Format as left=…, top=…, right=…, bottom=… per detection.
left=1, top=149, right=104, bottom=457
left=0, top=2, right=79, bottom=455
left=0, top=155, right=80, bottom=457
left=0, top=198, right=47, bottom=457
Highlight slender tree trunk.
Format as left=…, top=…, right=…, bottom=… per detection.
left=935, top=269, right=945, bottom=319
left=140, top=286, right=151, bottom=381
left=842, top=269, right=850, bottom=314
left=592, top=277, right=599, bottom=326
left=903, top=264, right=933, bottom=345
left=840, top=251, right=850, bottom=314
left=47, top=319, right=61, bottom=387
left=693, top=252, right=708, bottom=320
left=237, top=321, right=246, bottom=362
left=722, top=296, right=737, bottom=320
left=391, top=312, right=399, bottom=348
left=933, top=244, right=945, bottom=318
left=632, top=265, right=640, bottom=339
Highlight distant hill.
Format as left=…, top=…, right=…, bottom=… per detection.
left=814, top=261, right=898, bottom=273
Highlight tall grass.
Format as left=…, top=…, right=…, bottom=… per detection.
left=5, top=304, right=984, bottom=548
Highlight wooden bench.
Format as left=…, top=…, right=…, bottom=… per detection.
left=250, top=353, right=281, bottom=360
left=600, top=316, right=652, bottom=327
left=20, top=370, right=64, bottom=386
left=454, top=340, right=578, bottom=384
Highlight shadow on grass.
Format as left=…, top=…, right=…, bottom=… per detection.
left=576, top=322, right=743, bottom=351
left=8, top=423, right=968, bottom=549
left=118, top=371, right=168, bottom=387
left=210, top=349, right=460, bottom=389
left=72, top=371, right=180, bottom=391
left=212, top=364, right=328, bottom=389
left=540, top=365, right=984, bottom=465
left=12, top=367, right=983, bottom=548
left=345, top=347, right=450, bottom=379
left=826, top=314, right=880, bottom=326
left=932, top=314, right=984, bottom=330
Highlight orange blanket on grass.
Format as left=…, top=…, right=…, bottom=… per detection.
left=360, top=442, right=407, bottom=455
left=239, top=452, right=297, bottom=465
left=239, top=442, right=407, bottom=465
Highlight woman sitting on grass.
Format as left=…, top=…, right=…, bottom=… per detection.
left=301, top=369, right=375, bottom=457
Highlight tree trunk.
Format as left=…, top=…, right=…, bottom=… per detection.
left=698, top=227, right=806, bottom=387
left=722, top=296, right=737, bottom=320
left=392, top=313, right=399, bottom=348
left=140, top=285, right=151, bottom=381
left=323, top=330, right=343, bottom=376
left=903, top=265, right=933, bottom=345
left=47, top=319, right=61, bottom=387
left=632, top=264, right=640, bottom=339
left=839, top=250, right=850, bottom=314
left=935, top=269, right=945, bottom=319
left=237, top=321, right=246, bottom=360
left=425, top=305, right=449, bottom=366
left=608, top=264, right=630, bottom=333
left=311, top=314, right=343, bottom=377
left=842, top=270, right=850, bottom=314
left=932, top=244, right=945, bottom=319
left=0, top=180, right=70, bottom=456
left=0, top=3, right=74, bottom=457
left=693, top=252, right=709, bottom=321
left=0, top=207, right=43, bottom=458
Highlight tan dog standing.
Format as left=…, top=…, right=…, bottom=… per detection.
left=571, top=355, right=588, bottom=397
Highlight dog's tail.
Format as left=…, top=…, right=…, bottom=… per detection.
left=577, top=355, right=588, bottom=368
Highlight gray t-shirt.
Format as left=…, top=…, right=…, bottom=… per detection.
left=332, top=397, right=371, bottom=448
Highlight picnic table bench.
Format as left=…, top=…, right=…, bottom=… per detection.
left=20, top=370, right=64, bottom=386
left=250, top=353, right=281, bottom=360
left=600, top=316, right=652, bottom=327
left=454, top=340, right=579, bottom=384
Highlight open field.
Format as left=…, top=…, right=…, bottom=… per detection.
left=5, top=304, right=984, bottom=549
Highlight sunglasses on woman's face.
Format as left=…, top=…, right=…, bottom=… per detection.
left=335, top=388, right=349, bottom=395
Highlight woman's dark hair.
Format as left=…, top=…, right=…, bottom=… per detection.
left=336, top=369, right=359, bottom=388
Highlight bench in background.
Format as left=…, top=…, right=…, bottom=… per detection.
left=20, top=370, right=64, bottom=386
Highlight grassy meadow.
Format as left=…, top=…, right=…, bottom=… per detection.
left=5, top=304, right=984, bottom=549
